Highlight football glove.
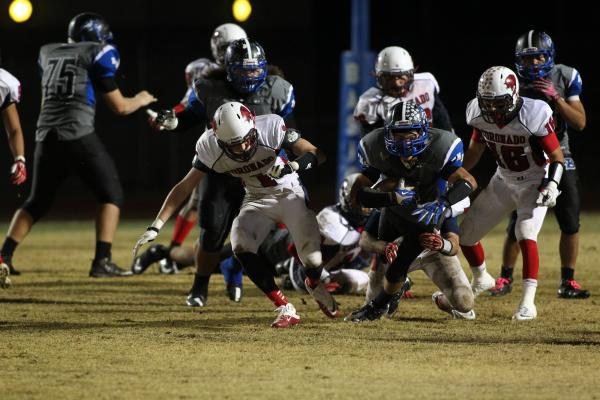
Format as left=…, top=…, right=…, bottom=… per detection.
left=147, top=109, right=178, bottom=131
left=10, top=156, right=26, bottom=185
left=418, top=232, right=444, bottom=251
left=536, top=180, right=561, bottom=207
left=384, top=242, right=398, bottom=264
left=412, top=198, right=450, bottom=226
left=393, top=188, right=416, bottom=206
left=133, top=228, right=159, bottom=258
left=532, top=78, right=561, bottom=102
left=268, top=161, right=299, bottom=179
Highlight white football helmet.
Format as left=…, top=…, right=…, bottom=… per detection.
left=211, top=23, right=247, bottom=65
left=339, top=173, right=371, bottom=225
left=375, top=46, right=415, bottom=97
left=477, top=66, right=522, bottom=125
left=212, top=102, right=258, bottom=162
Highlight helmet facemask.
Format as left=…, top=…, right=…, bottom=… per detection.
left=384, top=101, right=430, bottom=158
left=217, top=128, right=258, bottom=162
left=477, top=94, right=522, bottom=125
left=515, top=31, right=555, bottom=80
left=377, top=70, right=414, bottom=97
left=225, top=39, right=268, bottom=93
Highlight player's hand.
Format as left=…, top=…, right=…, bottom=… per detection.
left=147, top=109, right=178, bottom=131
left=532, top=78, right=560, bottom=102
left=10, top=156, right=26, bottom=185
left=133, top=228, right=158, bottom=258
left=536, top=180, right=561, bottom=207
left=393, top=188, right=416, bottom=206
left=268, top=161, right=298, bottom=179
left=136, top=90, right=158, bottom=107
left=419, top=232, right=444, bottom=251
left=384, top=242, right=398, bottom=264
left=412, top=199, right=449, bottom=226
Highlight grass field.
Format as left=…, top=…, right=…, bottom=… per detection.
left=1, top=214, right=600, bottom=400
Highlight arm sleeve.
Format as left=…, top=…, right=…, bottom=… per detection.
left=432, top=92, right=454, bottom=131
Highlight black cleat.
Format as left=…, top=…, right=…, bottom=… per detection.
left=558, top=279, right=590, bottom=299
left=226, top=283, right=243, bottom=303
left=6, top=262, right=21, bottom=276
left=489, top=277, right=513, bottom=297
left=387, top=277, right=412, bottom=317
left=186, top=290, right=207, bottom=307
left=345, top=301, right=388, bottom=322
left=89, top=258, right=132, bottom=277
left=131, top=244, right=170, bottom=275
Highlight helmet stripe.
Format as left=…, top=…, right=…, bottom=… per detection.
left=527, top=30, right=534, bottom=48
left=243, top=38, right=252, bottom=59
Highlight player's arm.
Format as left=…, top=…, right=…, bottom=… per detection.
left=555, top=98, right=586, bottom=131
left=102, top=87, right=157, bottom=116
left=268, top=136, right=325, bottom=178
left=418, top=217, right=460, bottom=256
left=133, top=167, right=205, bottom=256
left=534, top=117, right=565, bottom=207
left=1, top=103, right=27, bottom=184
left=148, top=87, right=207, bottom=132
left=532, top=74, right=586, bottom=131
left=462, top=128, right=486, bottom=171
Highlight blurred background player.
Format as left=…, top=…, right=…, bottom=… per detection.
left=345, top=100, right=476, bottom=322
left=1, top=65, right=27, bottom=288
left=460, top=66, right=565, bottom=320
left=147, top=38, right=295, bottom=306
left=134, top=102, right=338, bottom=327
left=0, top=12, right=157, bottom=278
left=354, top=46, right=453, bottom=136
left=489, top=31, right=589, bottom=299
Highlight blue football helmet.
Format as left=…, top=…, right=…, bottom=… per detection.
left=515, top=30, right=555, bottom=80
left=225, top=38, right=267, bottom=93
left=384, top=101, right=430, bottom=158
left=68, top=12, right=113, bottom=44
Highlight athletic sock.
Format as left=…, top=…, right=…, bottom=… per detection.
left=267, top=289, right=288, bottom=307
left=191, top=274, right=210, bottom=298
left=0, top=237, right=18, bottom=262
left=94, top=241, right=112, bottom=261
left=171, top=215, right=195, bottom=247
left=561, top=267, right=575, bottom=281
left=501, top=266, right=514, bottom=280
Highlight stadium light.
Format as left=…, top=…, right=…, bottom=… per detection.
left=232, top=0, right=251, bottom=22
left=8, top=0, right=32, bottom=23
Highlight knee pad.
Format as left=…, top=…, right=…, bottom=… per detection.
left=200, top=228, right=227, bottom=252
left=449, top=286, right=474, bottom=313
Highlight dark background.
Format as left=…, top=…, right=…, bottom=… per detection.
left=1, top=0, right=598, bottom=219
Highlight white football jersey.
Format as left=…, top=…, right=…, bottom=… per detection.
left=0, top=68, right=21, bottom=107
left=466, top=96, right=554, bottom=179
left=354, top=72, right=440, bottom=125
left=193, top=114, right=301, bottom=194
left=317, top=206, right=361, bottom=247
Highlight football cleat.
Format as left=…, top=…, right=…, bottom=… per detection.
left=1, top=262, right=12, bottom=289
left=271, top=303, right=301, bottom=328
left=6, top=262, right=20, bottom=276
left=489, top=277, right=513, bottom=297
left=226, top=283, right=243, bottom=303
left=186, top=291, right=207, bottom=307
left=304, top=278, right=340, bottom=318
left=512, top=302, right=537, bottom=321
left=386, top=277, right=412, bottom=317
left=432, top=291, right=476, bottom=320
left=131, top=244, right=170, bottom=275
left=89, top=258, right=132, bottom=277
left=471, top=271, right=496, bottom=297
left=221, top=257, right=243, bottom=302
left=557, top=279, right=590, bottom=299
left=345, top=301, right=388, bottom=323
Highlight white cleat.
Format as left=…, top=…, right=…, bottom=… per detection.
left=304, top=278, right=340, bottom=318
left=512, top=303, right=537, bottom=321
left=432, top=291, right=476, bottom=320
left=271, top=303, right=301, bottom=328
left=1, top=262, right=11, bottom=289
left=471, top=272, right=496, bottom=298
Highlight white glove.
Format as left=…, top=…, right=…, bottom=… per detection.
left=133, top=228, right=158, bottom=258
left=268, top=161, right=298, bottom=179
left=536, top=180, right=561, bottom=207
left=146, top=109, right=178, bottom=131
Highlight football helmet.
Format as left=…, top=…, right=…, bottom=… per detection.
left=225, top=38, right=267, bottom=93
left=339, top=173, right=370, bottom=225
left=477, top=66, right=522, bottom=125
left=210, top=23, right=247, bottom=66
left=375, top=46, right=415, bottom=97
left=68, top=12, right=113, bottom=44
left=384, top=100, right=430, bottom=158
left=515, top=30, right=555, bottom=80
left=212, top=102, right=258, bottom=162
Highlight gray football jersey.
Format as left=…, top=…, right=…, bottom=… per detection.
left=36, top=42, right=120, bottom=141
left=520, top=64, right=583, bottom=155
left=192, top=74, right=295, bottom=123
left=358, top=127, right=463, bottom=221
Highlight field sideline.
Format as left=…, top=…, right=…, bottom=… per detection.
left=1, top=213, right=599, bottom=399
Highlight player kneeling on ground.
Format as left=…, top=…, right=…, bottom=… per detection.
left=134, top=102, right=339, bottom=327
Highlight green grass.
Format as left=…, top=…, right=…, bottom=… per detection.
left=1, top=214, right=600, bottom=399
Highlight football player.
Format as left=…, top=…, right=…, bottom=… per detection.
left=354, top=46, right=453, bottom=135
left=489, top=31, right=589, bottom=299
left=1, top=66, right=27, bottom=288
left=148, top=38, right=295, bottom=307
left=0, top=12, right=157, bottom=277
left=460, top=66, right=565, bottom=320
left=345, top=100, right=477, bottom=322
left=134, top=102, right=338, bottom=328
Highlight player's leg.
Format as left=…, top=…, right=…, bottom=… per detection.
left=279, top=188, right=339, bottom=318
left=489, top=211, right=519, bottom=296
left=460, top=174, right=514, bottom=296
left=73, top=133, right=128, bottom=277
left=1, top=135, right=67, bottom=275
left=231, top=203, right=298, bottom=327
left=554, top=165, right=589, bottom=298
left=512, top=184, right=549, bottom=320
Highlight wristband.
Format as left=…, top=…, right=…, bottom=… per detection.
left=440, top=238, right=453, bottom=256
left=14, top=155, right=25, bottom=163
left=149, top=219, right=164, bottom=231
